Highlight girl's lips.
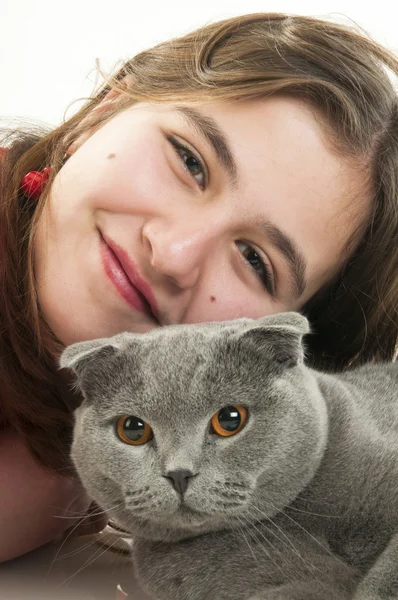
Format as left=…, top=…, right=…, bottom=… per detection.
left=99, top=234, right=155, bottom=319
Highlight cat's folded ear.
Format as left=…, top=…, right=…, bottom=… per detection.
left=59, top=337, right=122, bottom=380
left=236, top=312, right=310, bottom=368
left=255, top=312, right=310, bottom=335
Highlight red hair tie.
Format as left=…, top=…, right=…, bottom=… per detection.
left=20, top=167, right=51, bottom=201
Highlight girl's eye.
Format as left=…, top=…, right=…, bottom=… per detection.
left=168, top=136, right=207, bottom=189
left=236, top=241, right=274, bottom=294
left=116, top=415, right=153, bottom=446
left=210, top=405, right=248, bottom=437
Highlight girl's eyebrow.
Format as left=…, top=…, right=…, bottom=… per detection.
left=260, top=221, right=307, bottom=298
left=173, top=105, right=238, bottom=188
left=172, top=105, right=307, bottom=298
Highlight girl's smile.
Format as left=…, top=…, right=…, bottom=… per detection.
left=99, top=230, right=159, bottom=321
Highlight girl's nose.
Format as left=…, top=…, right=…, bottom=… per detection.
left=142, top=216, right=223, bottom=290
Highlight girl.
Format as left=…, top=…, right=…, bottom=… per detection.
left=1, top=12, right=397, bottom=562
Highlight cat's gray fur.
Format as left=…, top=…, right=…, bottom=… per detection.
left=60, top=312, right=398, bottom=600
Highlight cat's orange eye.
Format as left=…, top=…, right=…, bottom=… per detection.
left=116, top=416, right=153, bottom=446
left=210, top=405, right=248, bottom=437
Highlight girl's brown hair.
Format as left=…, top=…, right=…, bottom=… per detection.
left=1, top=13, right=397, bottom=472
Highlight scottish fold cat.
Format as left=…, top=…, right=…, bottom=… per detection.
left=60, top=312, right=398, bottom=600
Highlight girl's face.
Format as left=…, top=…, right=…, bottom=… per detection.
left=34, top=97, right=369, bottom=346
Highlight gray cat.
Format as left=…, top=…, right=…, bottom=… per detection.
left=60, top=312, right=398, bottom=600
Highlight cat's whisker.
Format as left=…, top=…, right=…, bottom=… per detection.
left=55, top=534, right=123, bottom=588
left=248, top=505, right=319, bottom=566
left=52, top=513, right=92, bottom=520
left=280, top=509, right=348, bottom=567
left=93, top=535, right=133, bottom=557
left=54, top=521, right=131, bottom=563
left=239, top=514, right=289, bottom=575
left=51, top=496, right=121, bottom=520
left=285, top=505, right=342, bottom=519
left=56, top=531, right=115, bottom=560
left=242, top=509, right=301, bottom=570
left=235, top=515, right=259, bottom=566
left=51, top=508, right=107, bottom=520
left=286, top=494, right=339, bottom=509
left=45, top=501, right=124, bottom=578
left=261, top=499, right=349, bottom=569
left=247, top=505, right=324, bottom=582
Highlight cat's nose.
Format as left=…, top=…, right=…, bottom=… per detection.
left=164, top=469, right=196, bottom=495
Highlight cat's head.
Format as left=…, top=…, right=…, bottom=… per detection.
left=60, top=312, right=328, bottom=542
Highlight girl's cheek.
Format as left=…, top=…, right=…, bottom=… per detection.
left=89, top=145, right=173, bottom=215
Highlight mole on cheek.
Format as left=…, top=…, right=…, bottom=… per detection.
left=107, top=153, right=116, bottom=159
left=210, top=296, right=216, bottom=302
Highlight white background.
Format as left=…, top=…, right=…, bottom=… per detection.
left=0, top=0, right=397, bottom=125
